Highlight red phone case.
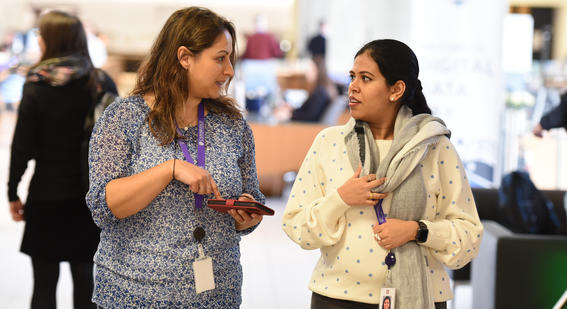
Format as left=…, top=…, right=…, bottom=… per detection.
left=207, top=199, right=275, bottom=216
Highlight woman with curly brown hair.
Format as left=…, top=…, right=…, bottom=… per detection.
left=86, top=7, right=266, bottom=308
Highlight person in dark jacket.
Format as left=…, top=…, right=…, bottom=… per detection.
left=307, top=20, right=326, bottom=59
left=290, top=56, right=336, bottom=122
left=7, top=10, right=116, bottom=309
left=533, top=93, right=567, bottom=137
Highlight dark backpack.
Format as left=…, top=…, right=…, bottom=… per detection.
left=80, top=69, right=118, bottom=192
left=498, top=171, right=563, bottom=234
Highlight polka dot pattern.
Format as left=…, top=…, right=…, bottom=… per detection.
left=281, top=125, right=482, bottom=304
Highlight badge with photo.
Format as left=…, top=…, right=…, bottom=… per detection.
left=380, top=288, right=395, bottom=309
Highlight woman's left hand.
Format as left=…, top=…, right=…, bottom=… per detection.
left=372, top=219, right=418, bottom=250
left=9, top=200, right=24, bottom=222
left=228, top=194, right=263, bottom=231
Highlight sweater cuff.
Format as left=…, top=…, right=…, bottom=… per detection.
left=314, top=189, right=351, bottom=222
left=419, top=219, right=451, bottom=251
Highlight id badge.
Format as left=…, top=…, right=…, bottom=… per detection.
left=380, top=288, right=395, bottom=309
left=193, top=256, right=215, bottom=294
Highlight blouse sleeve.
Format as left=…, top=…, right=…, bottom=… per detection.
left=86, top=99, right=141, bottom=229
left=282, top=130, right=350, bottom=250
left=422, top=136, right=483, bottom=270
left=8, top=83, right=38, bottom=201
left=236, top=120, right=266, bottom=236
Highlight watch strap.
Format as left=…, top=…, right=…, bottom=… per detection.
left=416, top=220, right=429, bottom=243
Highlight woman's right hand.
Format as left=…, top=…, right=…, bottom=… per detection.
left=173, top=159, right=222, bottom=199
left=9, top=200, right=24, bottom=222
left=337, top=164, right=387, bottom=206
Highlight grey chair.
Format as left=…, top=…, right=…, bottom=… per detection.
left=471, top=220, right=567, bottom=308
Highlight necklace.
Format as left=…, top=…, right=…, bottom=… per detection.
left=181, top=119, right=198, bottom=130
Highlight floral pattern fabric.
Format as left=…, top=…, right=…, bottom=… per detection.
left=86, top=95, right=264, bottom=308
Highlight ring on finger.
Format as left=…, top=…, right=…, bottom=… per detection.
left=369, top=192, right=374, bottom=200
left=374, top=232, right=381, bottom=241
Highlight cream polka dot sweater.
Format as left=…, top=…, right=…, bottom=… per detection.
left=282, top=123, right=483, bottom=304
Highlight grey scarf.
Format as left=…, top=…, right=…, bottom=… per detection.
left=344, top=106, right=450, bottom=309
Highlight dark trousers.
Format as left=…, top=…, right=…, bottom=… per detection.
left=311, top=292, right=448, bottom=309
left=30, top=257, right=96, bottom=309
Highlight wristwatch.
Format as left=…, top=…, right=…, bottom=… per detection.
left=415, top=220, right=429, bottom=243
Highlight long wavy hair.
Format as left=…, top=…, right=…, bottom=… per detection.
left=355, top=39, right=431, bottom=115
left=132, top=7, right=241, bottom=145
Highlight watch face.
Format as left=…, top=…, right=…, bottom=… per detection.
left=417, top=221, right=428, bottom=243
left=417, top=229, right=428, bottom=243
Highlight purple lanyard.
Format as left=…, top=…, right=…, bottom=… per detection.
left=374, top=199, right=386, bottom=224
left=176, top=102, right=206, bottom=209
left=375, top=198, right=396, bottom=269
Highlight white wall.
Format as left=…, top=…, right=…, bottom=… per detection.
left=409, top=0, right=508, bottom=186
left=298, top=0, right=413, bottom=79
left=297, top=0, right=507, bottom=186
left=0, top=0, right=295, bottom=56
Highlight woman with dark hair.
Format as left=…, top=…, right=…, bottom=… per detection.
left=382, top=296, right=391, bottom=309
left=283, top=39, right=482, bottom=309
left=290, top=56, right=337, bottom=122
left=8, top=10, right=116, bottom=309
left=86, top=7, right=265, bottom=308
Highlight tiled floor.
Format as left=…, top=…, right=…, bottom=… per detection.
left=0, top=110, right=472, bottom=308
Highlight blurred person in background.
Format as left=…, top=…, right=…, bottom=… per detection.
left=240, top=14, right=282, bottom=115
left=307, top=19, right=326, bottom=60
left=0, top=65, right=26, bottom=111
left=0, top=8, right=42, bottom=112
left=0, top=29, right=37, bottom=111
left=86, top=7, right=265, bottom=308
left=274, top=56, right=338, bottom=123
left=241, top=14, right=282, bottom=60
left=290, top=56, right=335, bottom=122
left=532, top=92, right=567, bottom=137
left=8, top=10, right=116, bottom=309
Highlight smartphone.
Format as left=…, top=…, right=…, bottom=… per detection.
left=207, top=199, right=275, bottom=216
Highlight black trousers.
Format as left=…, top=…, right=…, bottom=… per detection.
left=311, top=292, right=448, bottom=309
left=30, top=257, right=96, bottom=309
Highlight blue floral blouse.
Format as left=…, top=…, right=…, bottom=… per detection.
left=86, top=95, right=265, bottom=308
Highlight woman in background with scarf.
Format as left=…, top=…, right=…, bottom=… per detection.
left=282, top=39, right=483, bottom=309
left=8, top=10, right=116, bottom=309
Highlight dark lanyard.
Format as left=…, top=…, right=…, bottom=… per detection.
left=176, top=102, right=206, bottom=209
